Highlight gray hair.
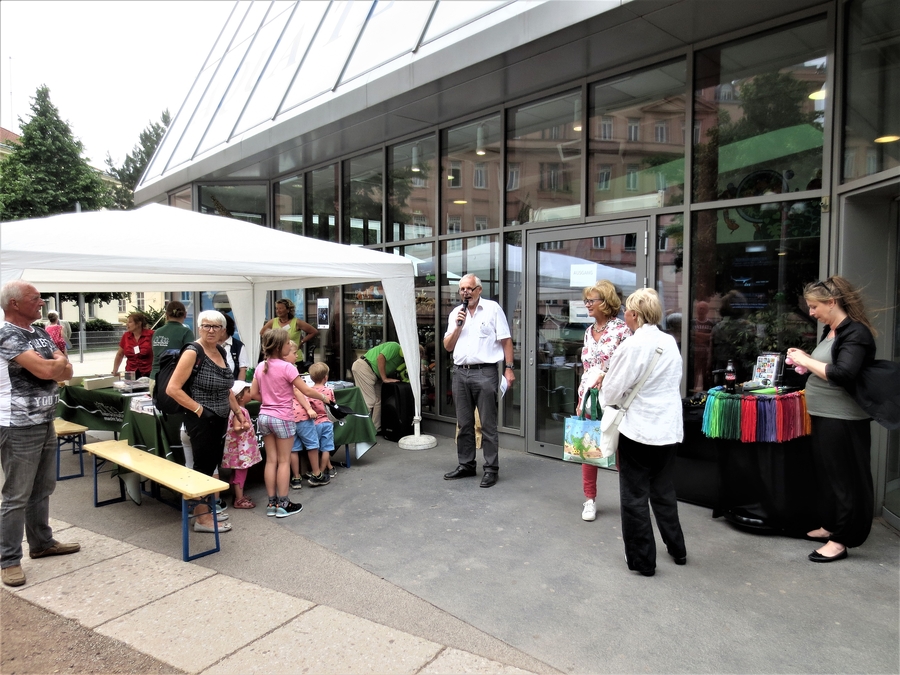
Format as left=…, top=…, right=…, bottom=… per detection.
left=0, top=280, right=35, bottom=312
left=460, top=274, right=482, bottom=289
left=196, top=309, right=226, bottom=328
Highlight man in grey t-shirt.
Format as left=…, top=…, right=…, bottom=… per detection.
left=0, top=280, right=80, bottom=588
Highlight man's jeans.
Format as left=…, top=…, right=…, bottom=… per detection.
left=452, top=366, right=500, bottom=473
left=1, top=423, right=57, bottom=568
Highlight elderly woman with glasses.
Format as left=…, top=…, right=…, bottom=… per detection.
left=600, top=288, right=685, bottom=577
left=576, top=280, right=631, bottom=522
left=787, top=276, right=877, bottom=563
left=167, top=310, right=248, bottom=534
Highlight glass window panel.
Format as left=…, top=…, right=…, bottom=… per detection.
left=144, top=65, right=218, bottom=180
left=423, top=0, right=508, bottom=44
left=197, top=185, right=268, bottom=226
left=206, top=3, right=249, bottom=68
left=506, top=91, right=582, bottom=225
left=341, top=1, right=434, bottom=83
left=305, top=285, right=341, bottom=379
left=842, top=0, right=900, bottom=181
left=230, top=0, right=270, bottom=50
left=502, top=231, right=522, bottom=430
left=657, top=215, right=685, bottom=354
left=689, top=200, right=821, bottom=392
left=439, top=235, right=500, bottom=418
left=389, top=136, right=436, bottom=241
left=167, top=41, right=253, bottom=170
left=275, top=174, right=304, bottom=235
left=589, top=60, right=686, bottom=215
left=307, top=164, right=339, bottom=242
left=197, top=5, right=294, bottom=154
left=692, top=19, right=828, bottom=203
left=169, top=187, right=192, bottom=210
left=234, top=1, right=330, bottom=136
left=441, top=115, right=501, bottom=236
left=343, top=150, right=383, bottom=246
left=280, top=1, right=374, bottom=113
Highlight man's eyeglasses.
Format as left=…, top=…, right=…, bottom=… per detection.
left=199, top=324, right=222, bottom=331
left=459, top=287, right=480, bottom=294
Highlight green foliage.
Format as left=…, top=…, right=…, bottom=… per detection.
left=105, top=110, right=170, bottom=210
left=84, top=318, right=116, bottom=332
left=0, top=85, right=113, bottom=220
left=40, top=292, right=131, bottom=308
left=139, top=305, right=166, bottom=328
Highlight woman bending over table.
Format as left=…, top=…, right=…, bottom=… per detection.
left=112, top=312, right=153, bottom=379
left=787, top=275, right=876, bottom=563
left=167, top=310, right=247, bottom=534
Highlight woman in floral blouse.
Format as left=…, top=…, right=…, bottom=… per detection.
left=576, top=280, right=631, bottom=522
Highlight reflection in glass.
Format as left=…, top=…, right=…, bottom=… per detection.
left=502, top=232, right=522, bottom=430
left=692, top=19, right=827, bottom=203
left=197, top=185, right=267, bottom=225
left=590, top=61, right=686, bottom=214
left=441, top=115, right=501, bottom=235
left=439, top=236, right=499, bottom=419
left=280, top=1, right=374, bottom=114
left=306, top=286, right=341, bottom=380
left=423, top=0, right=508, bottom=45
left=843, top=0, right=900, bottom=181
left=389, top=136, right=436, bottom=241
left=275, top=174, right=304, bottom=235
left=170, top=187, right=192, bottom=211
left=506, top=91, right=582, bottom=225
left=690, top=201, right=820, bottom=391
left=343, top=151, right=383, bottom=245
left=657, top=214, right=684, bottom=353
left=307, top=165, right=339, bottom=242
left=396, top=242, right=437, bottom=414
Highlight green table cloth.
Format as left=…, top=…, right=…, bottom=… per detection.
left=57, top=386, right=132, bottom=432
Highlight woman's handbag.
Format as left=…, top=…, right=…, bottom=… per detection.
left=563, top=389, right=610, bottom=465
left=599, top=341, right=665, bottom=455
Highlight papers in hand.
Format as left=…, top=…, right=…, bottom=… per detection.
left=499, top=376, right=509, bottom=399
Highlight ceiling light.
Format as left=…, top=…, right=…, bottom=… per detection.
left=808, top=86, right=826, bottom=100
left=573, top=99, right=582, bottom=132
left=411, top=143, right=420, bottom=172
left=453, top=200, right=467, bottom=205
left=476, top=125, right=486, bottom=156
left=874, top=135, right=900, bottom=143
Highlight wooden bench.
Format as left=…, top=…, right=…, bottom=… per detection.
left=83, top=440, right=229, bottom=562
left=54, top=419, right=88, bottom=481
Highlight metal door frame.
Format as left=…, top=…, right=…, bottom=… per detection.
left=524, top=218, right=650, bottom=458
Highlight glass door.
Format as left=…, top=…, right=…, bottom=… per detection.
left=525, top=220, right=648, bottom=459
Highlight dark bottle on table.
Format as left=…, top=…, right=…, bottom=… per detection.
left=725, top=359, right=736, bottom=393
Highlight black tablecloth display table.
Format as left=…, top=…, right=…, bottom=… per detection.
left=701, top=387, right=817, bottom=533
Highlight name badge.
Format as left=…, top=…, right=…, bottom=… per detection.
left=133, top=346, right=140, bottom=354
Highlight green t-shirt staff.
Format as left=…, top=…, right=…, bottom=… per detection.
left=149, top=301, right=195, bottom=379
left=363, top=341, right=409, bottom=383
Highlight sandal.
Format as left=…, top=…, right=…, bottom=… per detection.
left=233, top=497, right=255, bottom=509
left=194, top=520, right=232, bottom=533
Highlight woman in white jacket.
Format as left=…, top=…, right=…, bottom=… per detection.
left=601, top=288, right=685, bottom=577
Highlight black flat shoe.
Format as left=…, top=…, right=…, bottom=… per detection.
left=480, top=472, right=497, bottom=488
left=802, top=531, right=832, bottom=542
left=809, top=548, right=848, bottom=563
left=444, top=466, right=476, bottom=480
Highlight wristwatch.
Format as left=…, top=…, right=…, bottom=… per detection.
left=504, top=363, right=514, bottom=369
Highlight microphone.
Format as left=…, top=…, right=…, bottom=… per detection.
left=456, top=301, right=467, bottom=327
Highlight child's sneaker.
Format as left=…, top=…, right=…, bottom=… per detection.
left=266, top=500, right=277, bottom=517
left=327, top=467, right=336, bottom=479
left=290, top=476, right=303, bottom=490
left=275, top=501, right=303, bottom=518
left=308, top=472, right=330, bottom=487
left=215, top=499, right=227, bottom=514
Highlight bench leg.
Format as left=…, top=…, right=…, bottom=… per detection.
left=344, top=444, right=352, bottom=468
left=182, top=496, right=221, bottom=562
left=92, top=456, right=126, bottom=507
left=57, top=433, right=85, bottom=481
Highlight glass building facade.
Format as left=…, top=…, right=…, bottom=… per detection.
left=138, top=0, right=899, bottom=526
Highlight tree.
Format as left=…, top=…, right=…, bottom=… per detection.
left=0, top=85, right=113, bottom=220
left=105, top=110, right=170, bottom=210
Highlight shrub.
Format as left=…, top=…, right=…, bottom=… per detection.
left=84, top=318, right=116, bottom=332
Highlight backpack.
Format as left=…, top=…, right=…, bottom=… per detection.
left=153, top=343, right=205, bottom=415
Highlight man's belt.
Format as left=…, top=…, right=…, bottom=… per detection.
left=455, top=362, right=498, bottom=370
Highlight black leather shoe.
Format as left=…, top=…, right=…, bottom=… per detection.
left=809, top=548, right=848, bottom=563
left=444, top=466, right=476, bottom=480
left=480, top=472, right=497, bottom=488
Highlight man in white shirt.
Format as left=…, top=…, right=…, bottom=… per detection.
left=442, top=274, right=514, bottom=488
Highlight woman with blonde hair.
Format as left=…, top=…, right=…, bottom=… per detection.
left=601, top=288, right=685, bottom=577
left=576, top=280, right=631, bottom=522
left=787, top=275, right=876, bottom=562
left=260, top=298, right=318, bottom=353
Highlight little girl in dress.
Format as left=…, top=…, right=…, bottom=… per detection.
left=222, top=381, right=262, bottom=508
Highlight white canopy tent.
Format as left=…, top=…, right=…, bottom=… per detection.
left=0, top=203, right=427, bottom=435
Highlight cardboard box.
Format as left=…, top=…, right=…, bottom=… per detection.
left=83, top=375, right=116, bottom=391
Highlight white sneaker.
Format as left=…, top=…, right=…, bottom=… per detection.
left=582, top=499, right=596, bottom=521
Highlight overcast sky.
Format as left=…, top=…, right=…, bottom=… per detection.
left=0, top=1, right=234, bottom=170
